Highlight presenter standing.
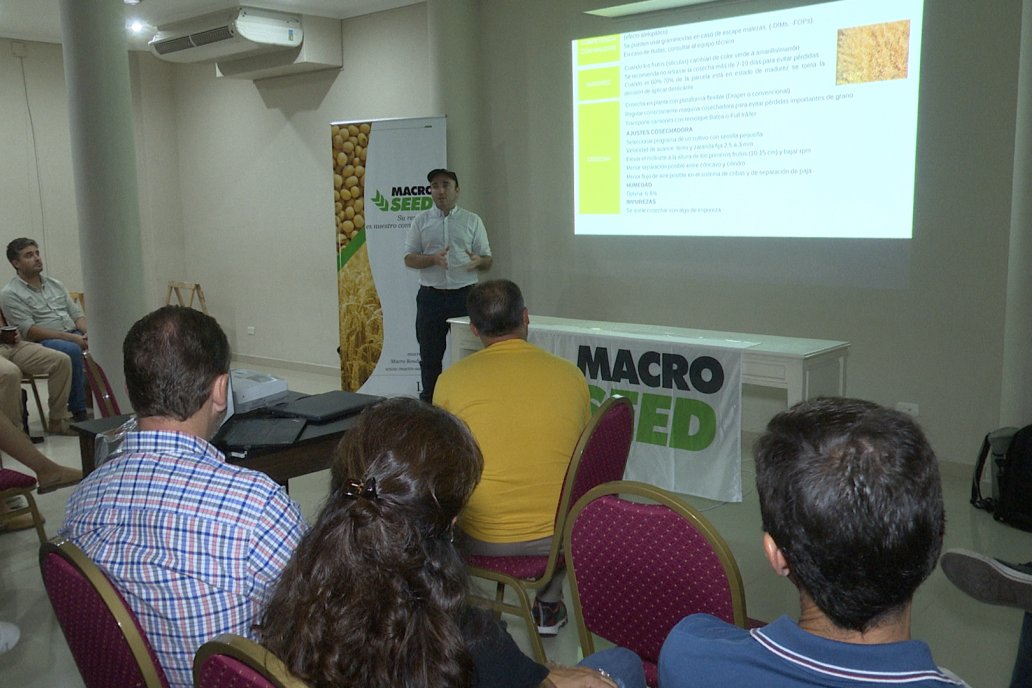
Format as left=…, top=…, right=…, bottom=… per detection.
left=404, top=168, right=491, bottom=402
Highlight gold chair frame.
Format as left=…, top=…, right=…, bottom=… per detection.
left=40, top=538, right=167, bottom=688
left=194, top=633, right=310, bottom=688
left=466, top=395, right=634, bottom=663
left=0, top=472, right=46, bottom=543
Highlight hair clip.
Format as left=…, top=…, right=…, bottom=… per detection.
left=343, top=477, right=378, bottom=502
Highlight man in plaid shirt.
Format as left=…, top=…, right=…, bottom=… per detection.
left=61, top=306, right=306, bottom=688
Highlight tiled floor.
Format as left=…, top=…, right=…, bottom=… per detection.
left=0, top=366, right=1028, bottom=687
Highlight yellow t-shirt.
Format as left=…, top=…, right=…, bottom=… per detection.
left=434, top=338, right=591, bottom=543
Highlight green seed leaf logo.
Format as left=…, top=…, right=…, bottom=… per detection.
left=373, top=190, right=389, bottom=212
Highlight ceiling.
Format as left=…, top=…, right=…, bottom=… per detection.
left=0, top=0, right=423, bottom=50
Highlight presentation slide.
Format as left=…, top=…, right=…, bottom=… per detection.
left=572, top=0, right=925, bottom=239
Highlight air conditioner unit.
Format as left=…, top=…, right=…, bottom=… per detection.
left=216, top=15, right=343, bottom=80
left=149, top=6, right=302, bottom=64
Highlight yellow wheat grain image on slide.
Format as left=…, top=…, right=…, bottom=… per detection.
left=836, top=20, right=910, bottom=85
left=338, top=242, right=383, bottom=391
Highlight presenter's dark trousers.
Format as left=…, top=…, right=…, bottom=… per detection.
left=415, top=285, right=472, bottom=402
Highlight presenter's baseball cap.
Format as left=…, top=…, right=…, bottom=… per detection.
left=427, top=168, right=459, bottom=185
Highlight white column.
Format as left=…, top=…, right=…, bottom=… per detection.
left=58, top=0, right=147, bottom=411
left=1001, top=0, right=1032, bottom=425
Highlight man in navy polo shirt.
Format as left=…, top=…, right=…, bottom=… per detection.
left=659, top=398, right=966, bottom=687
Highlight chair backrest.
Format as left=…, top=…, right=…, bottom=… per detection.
left=540, top=395, right=635, bottom=572
left=564, top=481, right=748, bottom=687
left=194, top=634, right=310, bottom=688
left=68, top=290, right=86, bottom=314
left=39, top=538, right=170, bottom=688
left=568, top=395, right=635, bottom=509
left=83, top=352, right=122, bottom=417
left=470, top=396, right=635, bottom=585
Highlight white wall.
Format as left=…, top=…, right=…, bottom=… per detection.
left=172, top=3, right=431, bottom=369
left=0, top=38, right=81, bottom=289
left=0, top=39, right=185, bottom=319
left=129, top=52, right=187, bottom=311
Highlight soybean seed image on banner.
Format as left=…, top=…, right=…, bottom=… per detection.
left=332, top=121, right=383, bottom=392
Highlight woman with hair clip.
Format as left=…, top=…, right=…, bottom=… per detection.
left=258, top=397, right=643, bottom=688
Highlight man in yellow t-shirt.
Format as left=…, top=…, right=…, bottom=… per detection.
left=434, top=279, right=591, bottom=637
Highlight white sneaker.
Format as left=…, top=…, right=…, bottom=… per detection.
left=0, top=621, right=20, bottom=653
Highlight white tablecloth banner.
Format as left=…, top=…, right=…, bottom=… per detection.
left=530, top=329, right=743, bottom=502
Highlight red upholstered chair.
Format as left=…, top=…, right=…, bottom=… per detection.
left=39, top=538, right=170, bottom=688
left=466, top=395, right=634, bottom=662
left=0, top=468, right=46, bottom=542
left=83, top=351, right=121, bottom=418
left=194, top=634, right=310, bottom=688
left=563, top=481, right=751, bottom=687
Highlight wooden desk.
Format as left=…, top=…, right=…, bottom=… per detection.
left=448, top=315, right=849, bottom=406
left=71, top=413, right=357, bottom=486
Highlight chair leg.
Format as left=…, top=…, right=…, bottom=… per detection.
left=24, top=491, right=46, bottom=544
left=27, top=378, right=47, bottom=430
left=471, top=578, right=548, bottom=663
left=508, top=582, right=547, bottom=664
left=0, top=488, right=46, bottom=544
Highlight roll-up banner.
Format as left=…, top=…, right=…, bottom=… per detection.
left=332, top=117, right=447, bottom=396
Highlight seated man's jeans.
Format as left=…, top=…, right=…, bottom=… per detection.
left=578, top=647, right=647, bottom=688
left=40, top=331, right=85, bottom=414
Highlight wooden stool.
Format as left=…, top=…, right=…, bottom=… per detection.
left=164, top=281, right=208, bottom=313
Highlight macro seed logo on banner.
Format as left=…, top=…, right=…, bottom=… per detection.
left=532, top=330, right=744, bottom=502
left=332, top=116, right=446, bottom=396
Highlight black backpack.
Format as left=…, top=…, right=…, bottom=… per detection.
left=971, top=425, right=1032, bottom=531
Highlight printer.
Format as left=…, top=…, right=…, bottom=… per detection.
left=230, top=368, right=289, bottom=413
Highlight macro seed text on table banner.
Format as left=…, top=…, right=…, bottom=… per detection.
left=530, top=329, right=744, bottom=502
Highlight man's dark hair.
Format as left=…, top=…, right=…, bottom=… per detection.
left=123, top=306, right=231, bottom=421
left=753, top=397, right=944, bottom=633
left=466, top=279, right=525, bottom=338
left=7, top=238, right=38, bottom=263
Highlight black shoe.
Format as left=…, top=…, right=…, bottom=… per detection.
left=72, top=410, right=90, bottom=423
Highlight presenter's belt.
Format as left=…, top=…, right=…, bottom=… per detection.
left=422, top=284, right=474, bottom=293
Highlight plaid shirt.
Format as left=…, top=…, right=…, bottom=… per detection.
left=60, top=430, right=306, bottom=688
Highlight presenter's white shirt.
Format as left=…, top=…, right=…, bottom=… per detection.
left=405, top=206, right=491, bottom=289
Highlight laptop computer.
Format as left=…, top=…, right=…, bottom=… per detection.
left=214, top=373, right=307, bottom=450
left=218, top=416, right=307, bottom=450
left=269, top=390, right=381, bottom=423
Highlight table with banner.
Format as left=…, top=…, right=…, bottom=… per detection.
left=447, top=315, right=849, bottom=502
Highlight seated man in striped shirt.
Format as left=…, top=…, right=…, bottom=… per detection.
left=61, top=306, right=306, bottom=688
